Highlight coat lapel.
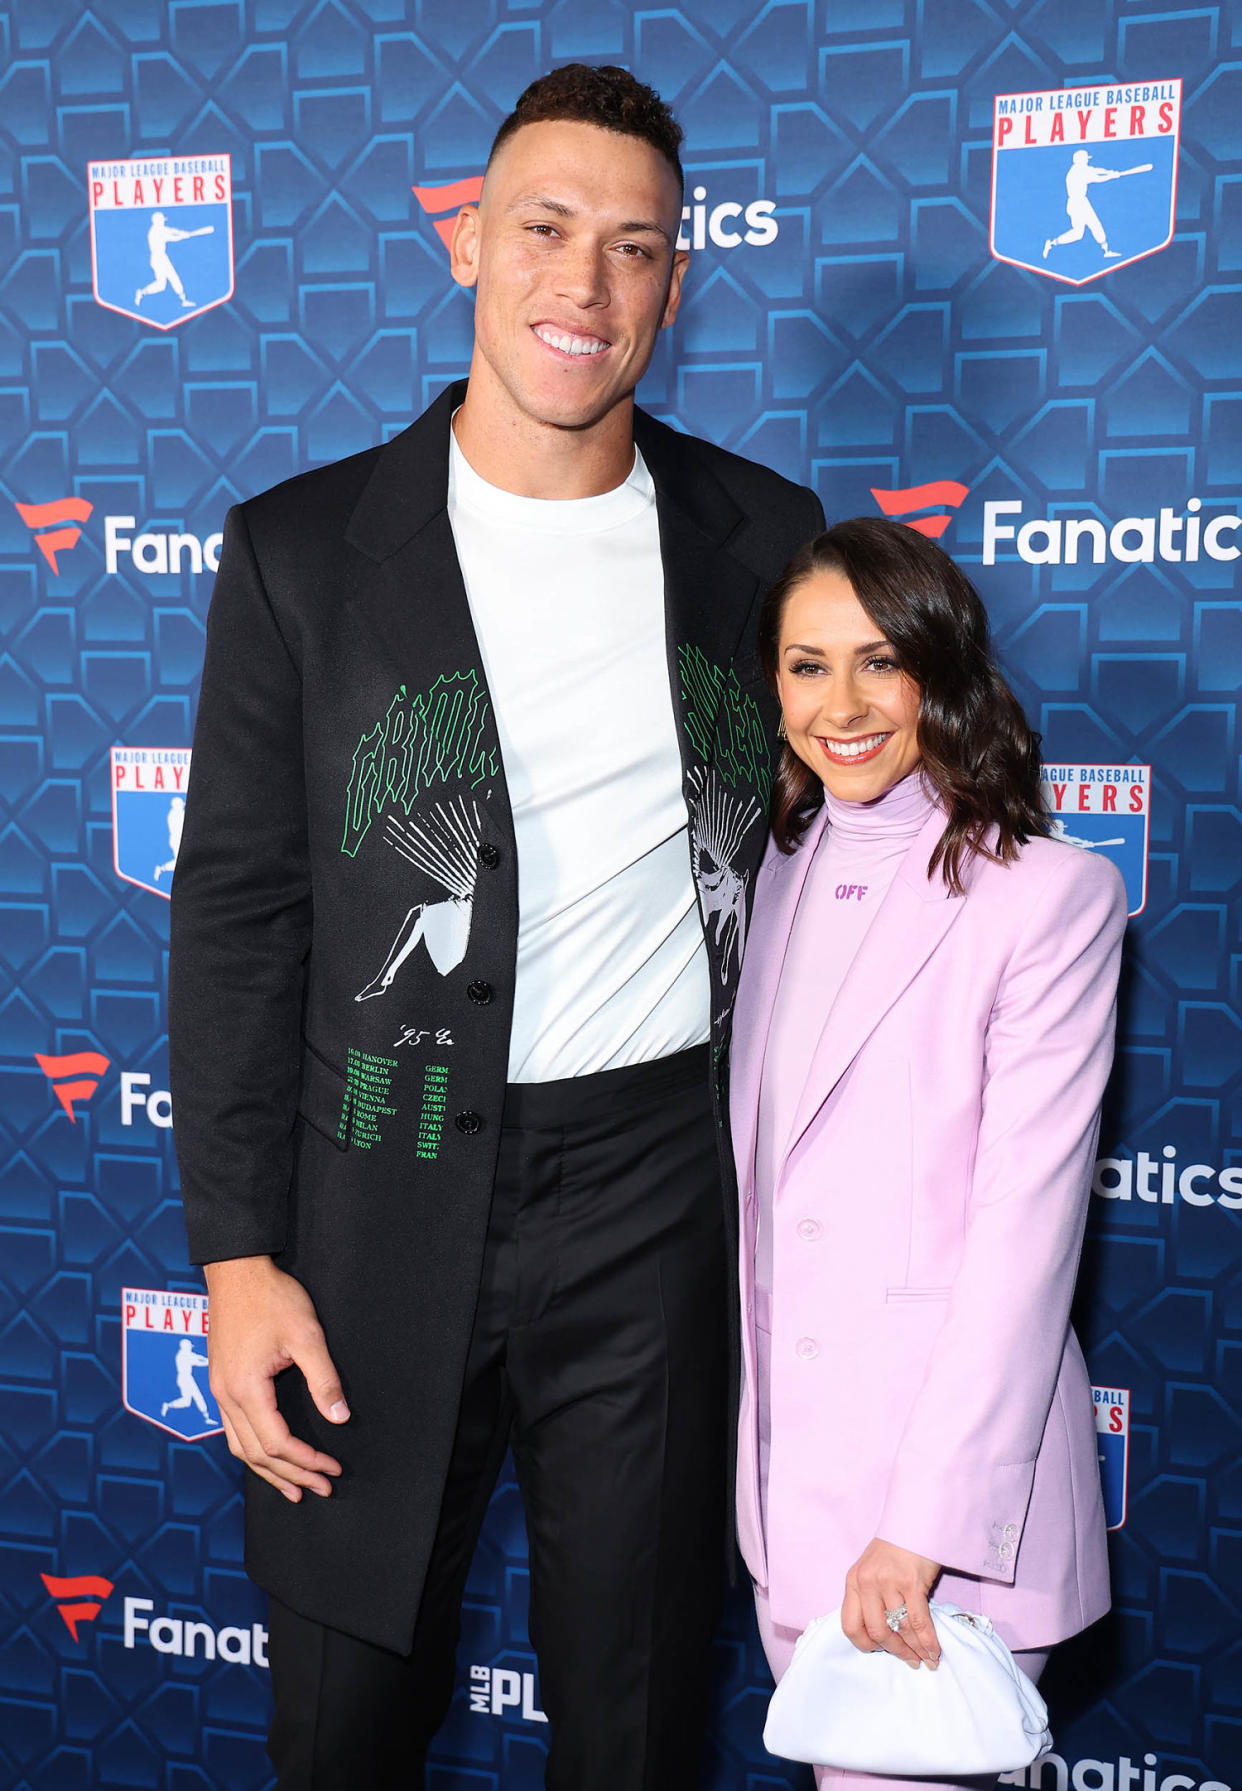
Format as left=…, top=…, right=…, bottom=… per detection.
left=783, top=806, right=965, bottom=1166
left=339, top=378, right=516, bottom=839
left=730, top=808, right=830, bottom=1198
left=634, top=409, right=762, bottom=770
left=635, top=411, right=776, bottom=1022
left=342, top=379, right=469, bottom=670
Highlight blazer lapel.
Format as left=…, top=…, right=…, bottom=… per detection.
left=339, top=379, right=516, bottom=837
left=635, top=409, right=762, bottom=767
left=784, top=807, right=965, bottom=1166
left=636, top=410, right=779, bottom=1027
left=342, top=379, right=468, bottom=670
left=730, top=808, right=830, bottom=1198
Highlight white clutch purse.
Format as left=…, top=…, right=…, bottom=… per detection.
left=763, top=1601, right=1053, bottom=1775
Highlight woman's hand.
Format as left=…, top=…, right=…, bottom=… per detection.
left=842, top=1536, right=942, bottom=1669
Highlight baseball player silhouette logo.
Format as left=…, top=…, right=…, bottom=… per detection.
left=111, top=748, right=192, bottom=899
left=1041, top=764, right=1151, bottom=916
left=89, top=155, right=234, bottom=328
left=1042, top=150, right=1153, bottom=262
left=991, top=80, right=1181, bottom=284
left=122, top=1289, right=223, bottom=1442
left=134, top=212, right=215, bottom=310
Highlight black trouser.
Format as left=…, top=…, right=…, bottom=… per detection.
left=267, top=1044, right=729, bottom=1790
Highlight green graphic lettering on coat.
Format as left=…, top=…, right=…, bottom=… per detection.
left=677, top=644, right=770, bottom=800
left=342, top=670, right=498, bottom=857
left=337, top=1047, right=399, bottom=1150
left=415, top=1063, right=449, bottom=1161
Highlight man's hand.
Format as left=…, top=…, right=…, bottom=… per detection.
left=204, top=1256, right=348, bottom=1502
left=841, top=1537, right=942, bottom=1670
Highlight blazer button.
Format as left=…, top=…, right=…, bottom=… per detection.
left=998, top=1541, right=1014, bottom=1561
left=467, top=980, right=493, bottom=1005
left=477, top=841, right=500, bottom=869
left=796, top=1218, right=822, bottom=1242
left=1002, top=1523, right=1018, bottom=1540
left=795, top=1337, right=819, bottom=1360
left=455, top=1111, right=482, bottom=1135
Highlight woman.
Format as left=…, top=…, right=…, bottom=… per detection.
left=730, top=518, right=1126, bottom=1790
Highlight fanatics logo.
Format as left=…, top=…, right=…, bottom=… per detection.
left=870, top=481, right=969, bottom=541
left=413, top=175, right=485, bottom=249
left=35, top=1050, right=110, bottom=1123
left=13, top=497, right=94, bottom=573
left=41, top=1571, right=115, bottom=1642
left=88, top=154, right=235, bottom=328
left=14, top=500, right=222, bottom=577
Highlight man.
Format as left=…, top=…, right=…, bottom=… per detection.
left=169, top=63, right=823, bottom=1790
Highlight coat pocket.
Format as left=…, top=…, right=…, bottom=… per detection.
left=296, top=1038, right=349, bottom=1150
left=885, top=1285, right=952, bottom=1303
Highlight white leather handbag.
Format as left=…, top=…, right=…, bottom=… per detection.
left=763, top=1602, right=1053, bottom=1776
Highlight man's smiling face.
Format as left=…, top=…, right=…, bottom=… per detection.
left=450, top=119, right=688, bottom=435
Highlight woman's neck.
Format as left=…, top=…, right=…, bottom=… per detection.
left=820, top=769, right=938, bottom=843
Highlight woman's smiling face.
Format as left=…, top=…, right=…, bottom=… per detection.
left=776, top=567, right=923, bottom=804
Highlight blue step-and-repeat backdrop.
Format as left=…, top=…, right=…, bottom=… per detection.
left=1, top=2, right=1239, bottom=1788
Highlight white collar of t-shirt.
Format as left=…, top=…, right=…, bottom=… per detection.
left=448, top=412, right=655, bottom=535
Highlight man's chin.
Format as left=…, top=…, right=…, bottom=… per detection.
left=520, top=379, right=637, bottom=435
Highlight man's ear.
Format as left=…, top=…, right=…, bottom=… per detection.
left=660, top=248, right=690, bottom=330
left=449, top=205, right=481, bottom=289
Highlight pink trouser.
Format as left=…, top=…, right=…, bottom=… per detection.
left=753, top=1582, right=1048, bottom=1791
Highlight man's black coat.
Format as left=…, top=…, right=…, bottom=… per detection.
left=168, top=379, right=824, bottom=1652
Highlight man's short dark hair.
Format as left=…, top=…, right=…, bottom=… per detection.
left=488, top=64, right=684, bottom=192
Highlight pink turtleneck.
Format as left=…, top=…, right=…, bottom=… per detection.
left=753, top=770, right=939, bottom=1333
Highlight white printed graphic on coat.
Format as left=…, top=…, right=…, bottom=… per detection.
left=686, top=765, right=761, bottom=987
left=356, top=795, right=483, bottom=1000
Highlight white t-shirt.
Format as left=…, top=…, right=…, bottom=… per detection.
left=447, top=426, right=711, bottom=1083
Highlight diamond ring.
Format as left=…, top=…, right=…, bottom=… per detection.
left=884, top=1604, right=909, bottom=1633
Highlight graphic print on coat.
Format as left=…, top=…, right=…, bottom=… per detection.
left=356, top=795, right=483, bottom=1000
left=677, top=645, right=767, bottom=989
left=686, top=765, right=761, bottom=987
left=336, top=1046, right=400, bottom=1148
left=342, top=669, right=498, bottom=858
left=678, top=644, right=770, bottom=802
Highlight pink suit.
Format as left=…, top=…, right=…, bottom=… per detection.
left=729, top=801, right=1127, bottom=1651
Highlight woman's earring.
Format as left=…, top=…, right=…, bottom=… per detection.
left=777, top=713, right=787, bottom=741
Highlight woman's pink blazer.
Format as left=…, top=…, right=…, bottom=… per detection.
left=729, top=802, right=1127, bottom=1649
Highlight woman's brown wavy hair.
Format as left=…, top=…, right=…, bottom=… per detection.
left=759, top=517, right=1048, bottom=893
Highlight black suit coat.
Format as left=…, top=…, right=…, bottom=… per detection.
left=168, top=378, right=825, bottom=1651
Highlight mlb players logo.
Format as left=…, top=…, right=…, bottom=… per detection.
left=991, top=81, right=1181, bottom=283
left=123, top=1289, right=222, bottom=1442
left=111, top=748, right=191, bottom=899
left=1041, top=764, right=1150, bottom=916
left=88, top=155, right=234, bottom=329
left=1093, top=1386, right=1130, bottom=1530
